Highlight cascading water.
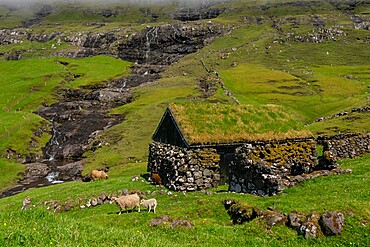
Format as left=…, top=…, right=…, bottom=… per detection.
left=1, top=22, right=225, bottom=198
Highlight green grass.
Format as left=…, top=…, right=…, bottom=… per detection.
left=0, top=154, right=369, bottom=246
left=0, top=56, right=131, bottom=187
left=170, top=102, right=311, bottom=145
left=0, top=0, right=369, bottom=245
left=0, top=158, right=25, bottom=191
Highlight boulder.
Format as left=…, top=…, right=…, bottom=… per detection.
left=56, top=160, right=83, bottom=181
left=25, top=163, right=51, bottom=178
left=319, top=212, right=345, bottom=235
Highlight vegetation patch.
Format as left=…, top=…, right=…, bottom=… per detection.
left=169, top=102, right=311, bottom=145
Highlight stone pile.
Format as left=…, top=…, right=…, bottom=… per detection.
left=224, top=199, right=345, bottom=239
left=281, top=27, right=346, bottom=43
left=313, top=106, right=370, bottom=123
left=229, top=140, right=318, bottom=196
left=148, top=142, right=221, bottom=192
left=0, top=29, right=28, bottom=45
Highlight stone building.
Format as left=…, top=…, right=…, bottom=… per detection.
left=147, top=102, right=321, bottom=194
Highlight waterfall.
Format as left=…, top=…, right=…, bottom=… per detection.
left=145, top=26, right=159, bottom=64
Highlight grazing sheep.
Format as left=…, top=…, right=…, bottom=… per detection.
left=140, top=198, right=157, bottom=213
left=150, top=173, right=162, bottom=186
left=21, top=196, right=32, bottom=210
left=110, top=193, right=140, bottom=214
left=91, top=170, right=108, bottom=180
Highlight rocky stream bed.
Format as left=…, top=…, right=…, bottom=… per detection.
left=0, top=18, right=225, bottom=197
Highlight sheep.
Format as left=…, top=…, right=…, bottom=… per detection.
left=110, top=193, right=140, bottom=214
left=140, top=198, right=157, bottom=213
left=91, top=170, right=108, bottom=180
left=21, top=196, right=32, bottom=210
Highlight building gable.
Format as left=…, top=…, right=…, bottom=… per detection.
left=152, top=107, right=189, bottom=148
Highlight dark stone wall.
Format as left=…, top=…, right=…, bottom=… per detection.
left=321, top=133, right=370, bottom=161
left=148, top=142, right=221, bottom=191
left=148, top=133, right=362, bottom=195
left=229, top=140, right=318, bottom=196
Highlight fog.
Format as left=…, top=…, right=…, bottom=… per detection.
left=0, top=0, right=226, bottom=6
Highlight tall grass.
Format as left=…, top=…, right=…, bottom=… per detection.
left=170, top=102, right=311, bottom=145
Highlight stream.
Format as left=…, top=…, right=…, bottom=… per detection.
left=0, top=22, right=225, bottom=198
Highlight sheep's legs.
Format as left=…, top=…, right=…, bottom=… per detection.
left=148, top=205, right=151, bottom=213
left=153, top=205, right=156, bottom=214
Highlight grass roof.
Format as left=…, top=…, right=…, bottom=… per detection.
left=169, top=102, right=312, bottom=145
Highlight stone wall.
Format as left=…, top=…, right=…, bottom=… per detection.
left=321, top=133, right=370, bottom=161
left=148, top=142, right=221, bottom=191
left=229, top=140, right=318, bottom=196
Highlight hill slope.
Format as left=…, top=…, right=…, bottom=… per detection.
left=0, top=0, right=369, bottom=245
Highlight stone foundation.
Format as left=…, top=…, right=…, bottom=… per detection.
left=148, top=142, right=220, bottom=191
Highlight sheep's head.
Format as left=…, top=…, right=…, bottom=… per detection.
left=109, top=196, right=118, bottom=204
left=140, top=199, right=144, bottom=205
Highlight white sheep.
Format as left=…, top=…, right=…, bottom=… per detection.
left=140, top=198, right=157, bottom=213
left=110, top=193, right=140, bottom=214
left=91, top=170, right=108, bottom=180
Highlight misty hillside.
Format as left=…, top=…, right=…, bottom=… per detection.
left=0, top=0, right=369, bottom=246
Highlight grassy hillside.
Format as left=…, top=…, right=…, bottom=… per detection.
left=0, top=154, right=369, bottom=246
left=0, top=0, right=369, bottom=245
left=0, top=56, right=131, bottom=189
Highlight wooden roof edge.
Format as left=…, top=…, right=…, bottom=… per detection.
left=152, top=106, right=190, bottom=148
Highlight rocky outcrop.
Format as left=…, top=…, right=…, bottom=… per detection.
left=36, top=87, right=131, bottom=160
left=278, top=27, right=346, bottom=44
left=0, top=29, right=28, bottom=45
left=22, top=5, right=54, bottom=28
left=25, top=162, right=51, bottom=178
left=64, top=32, right=120, bottom=49
left=117, top=23, right=225, bottom=65
left=148, top=142, right=221, bottom=191
left=56, top=160, right=84, bottom=181
left=172, top=8, right=224, bottom=21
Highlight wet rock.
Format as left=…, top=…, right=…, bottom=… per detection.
left=25, top=163, right=51, bottom=178
left=56, top=160, right=84, bottom=181
left=319, top=212, right=345, bottom=236
left=118, top=23, right=224, bottom=65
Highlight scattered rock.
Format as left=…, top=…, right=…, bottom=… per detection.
left=319, top=212, right=345, bottom=235
left=171, top=219, right=194, bottom=229
left=148, top=215, right=172, bottom=227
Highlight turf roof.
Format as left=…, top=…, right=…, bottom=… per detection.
left=169, top=102, right=312, bottom=145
